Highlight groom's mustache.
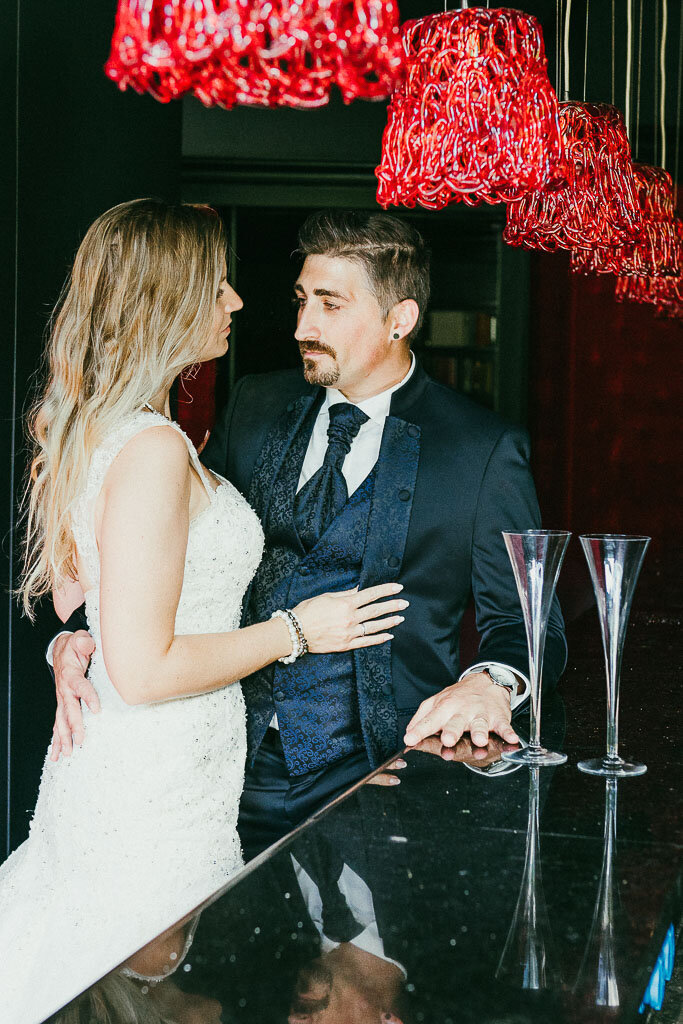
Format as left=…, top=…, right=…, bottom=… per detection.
left=299, top=341, right=337, bottom=360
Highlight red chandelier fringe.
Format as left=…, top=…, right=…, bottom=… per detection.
left=572, top=164, right=679, bottom=279
left=106, top=0, right=402, bottom=108
left=504, top=102, right=641, bottom=253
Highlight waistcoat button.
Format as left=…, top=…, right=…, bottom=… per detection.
left=387, top=555, right=400, bottom=568
left=299, top=565, right=310, bottom=576
left=274, top=690, right=285, bottom=701
left=381, top=682, right=393, bottom=695
left=398, top=489, right=411, bottom=501
left=407, top=425, right=419, bottom=438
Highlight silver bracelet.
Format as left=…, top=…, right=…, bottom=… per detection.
left=271, top=609, right=308, bottom=664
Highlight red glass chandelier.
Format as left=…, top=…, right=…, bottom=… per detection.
left=615, top=214, right=682, bottom=320
left=504, top=102, right=641, bottom=253
left=333, top=0, right=404, bottom=103
left=571, top=164, right=680, bottom=277
left=375, top=6, right=565, bottom=211
left=106, top=0, right=403, bottom=109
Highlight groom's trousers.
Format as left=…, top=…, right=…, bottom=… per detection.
left=237, top=728, right=371, bottom=862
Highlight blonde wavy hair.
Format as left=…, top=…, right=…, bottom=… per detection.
left=20, top=198, right=227, bottom=618
left=55, top=972, right=177, bottom=1024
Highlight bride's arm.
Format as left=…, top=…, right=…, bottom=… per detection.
left=99, top=425, right=292, bottom=706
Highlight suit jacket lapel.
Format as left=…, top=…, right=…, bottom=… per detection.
left=359, top=415, right=421, bottom=588
left=355, top=414, right=421, bottom=767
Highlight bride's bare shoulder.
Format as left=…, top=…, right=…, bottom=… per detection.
left=102, top=422, right=191, bottom=495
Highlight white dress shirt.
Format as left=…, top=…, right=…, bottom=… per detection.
left=291, top=854, right=407, bottom=977
left=296, top=353, right=417, bottom=496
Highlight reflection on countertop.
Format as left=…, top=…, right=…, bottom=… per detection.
left=49, top=567, right=682, bottom=1024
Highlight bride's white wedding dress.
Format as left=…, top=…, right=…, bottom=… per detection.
left=0, top=410, right=264, bottom=1023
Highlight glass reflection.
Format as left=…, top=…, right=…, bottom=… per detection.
left=496, top=768, right=561, bottom=991
left=573, top=779, right=627, bottom=1009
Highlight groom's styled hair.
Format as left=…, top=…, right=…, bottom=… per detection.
left=297, top=211, right=431, bottom=344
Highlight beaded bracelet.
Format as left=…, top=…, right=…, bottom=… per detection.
left=271, top=609, right=309, bottom=664
left=287, top=609, right=309, bottom=658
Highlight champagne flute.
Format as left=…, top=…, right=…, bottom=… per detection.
left=501, top=530, right=570, bottom=767
left=578, top=534, right=650, bottom=777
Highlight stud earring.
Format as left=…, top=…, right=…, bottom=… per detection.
left=393, top=332, right=400, bottom=340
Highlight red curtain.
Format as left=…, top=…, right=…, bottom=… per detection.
left=176, top=360, right=217, bottom=452
left=528, top=248, right=681, bottom=560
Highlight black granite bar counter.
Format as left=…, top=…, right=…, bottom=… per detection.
left=48, top=565, right=682, bottom=1023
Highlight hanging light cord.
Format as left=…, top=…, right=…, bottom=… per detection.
left=555, top=0, right=561, bottom=97
left=611, top=0, right=615, bottom=106
left=625, top=0, right=633, bottom=137
left=654, top=0, right=659, bottom=164
left=583, top=0, right=590, bottom=102
left=635, top=0, right=643, bottom=160
left=563, top=0, right=572, bottom=100
left=674, top=6, right=682, bottom=205
left=659, top=0, right=667, bottom=170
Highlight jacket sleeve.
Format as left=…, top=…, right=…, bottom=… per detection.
left=467, top=427, right=567, bottom=690
left=45, top=604, right=89, bottom=680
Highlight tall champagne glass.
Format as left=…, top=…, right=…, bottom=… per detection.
left=501, top=530, right=570, bottom=767
left=578, top=534, right=650, bottom=777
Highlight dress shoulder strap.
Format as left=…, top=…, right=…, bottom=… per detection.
left=141, top=406, right=214, bottom=500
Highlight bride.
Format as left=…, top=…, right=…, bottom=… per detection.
left=1, top=199, right=404, bottom=1023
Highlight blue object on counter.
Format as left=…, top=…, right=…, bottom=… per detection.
left=639, top=924, right=675, bottom=1013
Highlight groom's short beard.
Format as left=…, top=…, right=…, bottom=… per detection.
left=303, top=361, right=341, bottom=387
left=299, top=343, right=340, bottom=387
left=290, top=961, right=332, bottom=1015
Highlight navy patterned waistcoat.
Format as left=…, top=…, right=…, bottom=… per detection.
left=242, top=393, right=421, bottom=773
left=245, top=404, right=377, bottom=775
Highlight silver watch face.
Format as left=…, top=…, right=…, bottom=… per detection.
left=487, top=667, right=514, bottom=689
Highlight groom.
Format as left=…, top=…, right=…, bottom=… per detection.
left=52, top=211, right=566, bottom=858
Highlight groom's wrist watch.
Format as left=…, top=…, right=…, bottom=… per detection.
left=481, top=665, right=518, bottom=700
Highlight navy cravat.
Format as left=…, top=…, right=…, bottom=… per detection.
left=294, top=402, right=370, bottom=550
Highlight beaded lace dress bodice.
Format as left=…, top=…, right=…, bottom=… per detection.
left=0, top=411, right=264, bottom=1023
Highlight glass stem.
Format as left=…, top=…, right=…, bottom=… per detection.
left=605, top=636, right=621, bottom=761
left=529, top=626, right=545, bottom=750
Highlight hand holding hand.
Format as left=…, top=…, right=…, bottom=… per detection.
left=404, top=672, right=519, bottom=749
left=294, top=582, right=407, bottom=654
left=51, top=630, right=98, bottom=761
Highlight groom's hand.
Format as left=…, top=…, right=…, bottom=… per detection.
left=408, top=733, right=518, bottom=769
left=51, top=630, right=98, bottom=761
left=404, top=673, right=520, bottom=749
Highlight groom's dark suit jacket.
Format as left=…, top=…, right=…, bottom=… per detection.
left=201, top=361, right=567, bottom=767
